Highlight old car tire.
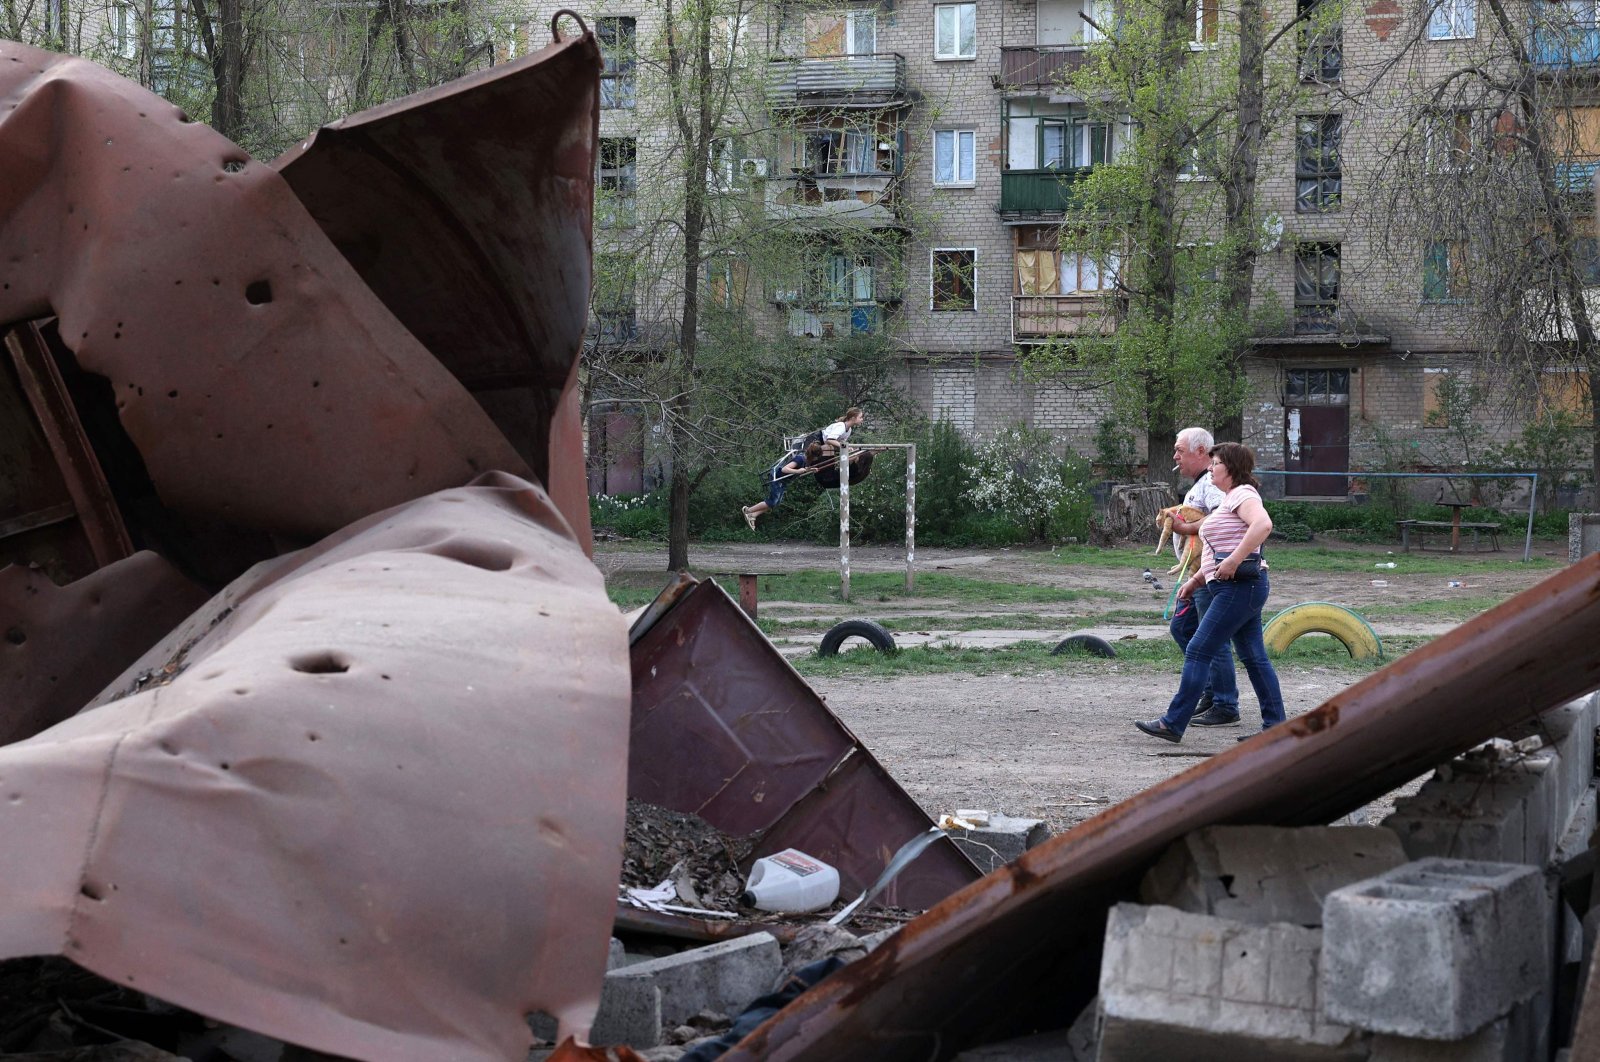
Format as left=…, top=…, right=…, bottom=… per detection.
left=1262, top=602, right=1384, bottom=660
left=818, top=619, right=896, bottom=657
left=1052, top=633, right=1117, bottom=658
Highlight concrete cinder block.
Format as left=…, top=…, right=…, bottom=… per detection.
left=606, top=932, right=782, bottom=1029
left=1502, top=694, right=1598, bottom=842
left=1321, top=859, right=1553, bottom=1040
left=1140, top=825, right=1409, bottom=927
left=1367, top=995, right=1542, bottom=1062
left=529, top=982, right=663, bottom=1049
left=945, top=814, right=1051, bottom=872
left=1382, top=768, right=1555, bottom=867
left=1097, top=903, right=1366, bottom=1061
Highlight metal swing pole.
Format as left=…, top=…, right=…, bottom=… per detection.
left=839, top=442, right=851, bottom=603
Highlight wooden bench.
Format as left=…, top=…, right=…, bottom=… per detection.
left=706, top=570, right=787, bottom=619
left=1396, top=519, right=1502, bottom=553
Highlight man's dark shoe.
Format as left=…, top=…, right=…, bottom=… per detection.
left=1135, top=718, right=1182, bottom=743
left=1196, top=693, right=1213, bottom=714
left=1191, top=706, right=1242, bottom=727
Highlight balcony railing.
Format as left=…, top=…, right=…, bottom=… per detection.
left=1000, top=167, right=1091, bottom=214
left=767, top=53, right=908, bottom=106
left=999, top=46, right=1091, bottom=90
left=1012, top=295, right=1117, bottom=341
left=1533, top=22, right=1600, bottom=68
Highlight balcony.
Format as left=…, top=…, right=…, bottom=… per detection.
left=998, top=46, right=1091, bottom=92
left=999, top=167, right=1091, bottom=216
left=1012, top=295, right=1117, bottom=341
left=1533, top=21, right=1600, bottom=69
left=767, top=53, right=908, bottom=108
left=764, top=172, right=900, bottom=227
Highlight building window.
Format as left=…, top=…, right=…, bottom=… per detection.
left=598, top=138, right=637, bottom=228
left=1422, top=367, right=1452, bottom=427
left=1422, top=240, right=1469, bottom=302
left=1285, top=368, right=1351, bottom=405
left=1177, top=129, right=1217, bottom=179
left=796, top=127, right=877, bottom=175
left=593, top=254, right=637, bottom=345
left=1299, top=25, right=1341, bottom=81
left=114, top=2, right=135, bottom=57
left=1194, top=0, right=1218, bottom=44
left=598, top=17, right=637, bottom=109
left=1295, top=114, right=1341, bottom=213
left=1073, top=119, right=1113, bottom=166
left=934, top=129, right=976, bottom=185
left=1294, top=243, right=1340, bottom=333
left=1576, top=237, right=1600, bottom=286
left=1427, top=0, right=1475, bottom=39
left=932, top=249, right=977, bottom=310
left=1424, top=109, right=1474, bottom=171
left=707, top=257, right=749, bottom=309
left=934, top=3, right=977, bottom=59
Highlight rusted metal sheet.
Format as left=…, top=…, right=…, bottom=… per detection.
left=272, top=20, right=599, bottom=545
left=723, top=554, right=1600, bottom=1062
left=0, top=475, right=631, bottom=1061
left=4, top=321, right=133, bottom=568
left=0, top=40, right=528, bottom=544
left=0, top=552, right=207, bottom=747
left=628, top=579, right=980, bottom=910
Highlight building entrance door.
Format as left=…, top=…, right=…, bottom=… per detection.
left=1283, top=367, right=1350, bottom=497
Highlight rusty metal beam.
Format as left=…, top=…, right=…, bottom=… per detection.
left=4, top=322, right=133, bottom=568
left=722, top=554, right=1600, bottom=1061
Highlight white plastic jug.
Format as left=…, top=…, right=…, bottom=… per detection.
left=741, top=849, right=841, bottom=913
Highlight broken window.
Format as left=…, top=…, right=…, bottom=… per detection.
left=1423, top=109, right=1475, bottom=171
left=1294, top=243, right=1340, bottom=333
left=598, top=137, right=637, bottom=228
left=1285, top=367, right=1350, bottom=405
left=931, top=248, right=976, bottom=310
left=1194, top=0, right=1218, bottom=44
left=593, top=253, right=636, bottom=344
left=1295, top=114, right=1341, bottom=213
left=1422, top=239, right=1469, bottom=302
left=794, top=127, right=876, bottom=175
left=598, top=17, right=637, bottom=110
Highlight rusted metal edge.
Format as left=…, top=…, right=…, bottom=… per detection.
left=722, top=554, right=1600, bottom=1061
left=613, top=904, right=803, bottom=946
left=627, top=571, right=700, bottom=646
left=3, top=321, right=133, bottom=567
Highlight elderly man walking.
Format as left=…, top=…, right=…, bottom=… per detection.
left=1167, top=427, right=1240, bottom=726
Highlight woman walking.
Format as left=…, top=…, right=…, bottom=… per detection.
left=1135, top=442, right=1286, bottom=742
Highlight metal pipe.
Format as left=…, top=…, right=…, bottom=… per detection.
left=905, top=443, right=916, bottom=594
left=839, top=442, right=851, bottom=603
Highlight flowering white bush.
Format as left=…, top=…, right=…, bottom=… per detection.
left=961, top=426, right=1090, bottom=539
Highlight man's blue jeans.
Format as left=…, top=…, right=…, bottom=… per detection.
left=1167, top=581, right=1238, bottom=713
left=1161, top=573, right=1286, bottom=737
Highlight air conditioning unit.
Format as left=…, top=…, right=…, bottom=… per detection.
left=739, top=158, right=769, bottom=178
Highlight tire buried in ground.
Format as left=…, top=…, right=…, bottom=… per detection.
left=1262, top=602, right=1384, bottom=660
left=1052, top=633, right=1117, bottom=658
left=818, top=619, right=896, bottom=657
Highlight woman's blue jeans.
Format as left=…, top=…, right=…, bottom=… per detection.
left=1167, top=581, right=1238, bottom=712
left=1160, top=572, right=1286, bottom=737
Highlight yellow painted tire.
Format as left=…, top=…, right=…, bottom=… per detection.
left=1262, top=602, right=1384, bottom=660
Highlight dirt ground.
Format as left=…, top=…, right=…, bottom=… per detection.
left=598, top=537, right=1567, bottom=834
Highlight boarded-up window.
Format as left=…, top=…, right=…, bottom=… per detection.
left=805, top=13, right=846, bottom=55
left=1422, top=368, right=1450, bottom=427
left=1540, top=369, right=1592, bottom=416
left=932, top=249, right=976, bottom=311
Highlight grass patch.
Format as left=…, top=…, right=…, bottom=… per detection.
left=791, top=634, right=1433, bottom=678
left=1047, top=541, right=1559, bottom=575
left=758, top=570, right=1119, bottom=605
left=1358, top=595, right=1509, bottom=622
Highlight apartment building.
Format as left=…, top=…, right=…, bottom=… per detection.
left=13, top=0, right=1592, bottom=498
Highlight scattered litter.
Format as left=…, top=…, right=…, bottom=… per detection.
left=1449, top=580, right=1463, bottom=588
left=829, top=827, right=946, bottom=927
left=1375, top=562, right=1397, bottom=569
left=954, top=809, right=991, bottom=826
left=743, top=850, right=840, bottom=914
left=1371, top=579, right=1389, bottom=587
left=937, top=814, right=979, bottom=830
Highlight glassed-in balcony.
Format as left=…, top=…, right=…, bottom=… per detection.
left=1532, top=12, right=1600, bottom=69
left=767, top=53, right=908, bottom=107
left=999, top=167, right=1091, bottom=215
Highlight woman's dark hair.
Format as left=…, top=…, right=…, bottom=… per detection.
left=805, top=441, right=824, bottom=466
left=1209, top=442, right=1260, bottom=490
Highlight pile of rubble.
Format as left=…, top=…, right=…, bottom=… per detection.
left=950, top=694, right=1600, bottom=1061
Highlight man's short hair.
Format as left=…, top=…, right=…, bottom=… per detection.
left=1175, top=426, right=1214, bottom=453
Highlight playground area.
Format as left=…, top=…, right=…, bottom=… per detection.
left=600, top=536, right=1570, bottom=834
